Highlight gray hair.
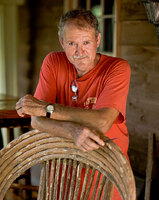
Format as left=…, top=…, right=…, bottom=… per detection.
left=58, top=9, right=100, bottom=40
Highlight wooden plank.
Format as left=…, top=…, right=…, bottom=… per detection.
left=144, top=132, right=154, bottom=200
left=128, top=133, right=148, bottom=154
left=120, top=21, right=158, bottom=45
left=128, top=84, right=159, bottom=103
left=120, top=45, right=159, bottom=63
left=126, top=97, right=159, bottom=130
left=128, top=122, right=159, bottom=146
left=120, top=0, right=148, bottom=21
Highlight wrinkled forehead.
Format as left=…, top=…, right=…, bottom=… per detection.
left=62, top=23, right=96, bottom=41
left=63, top=18, right=95, bottom=31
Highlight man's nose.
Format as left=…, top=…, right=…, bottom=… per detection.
left=75, top=44, right=84, bottom=56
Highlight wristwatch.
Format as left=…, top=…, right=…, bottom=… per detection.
left=45, top=104, right=54, bottom=118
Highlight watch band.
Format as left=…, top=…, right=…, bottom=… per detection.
left=46, top=104, right=54, bottom=118
left=46, top=112, right=51, bottom=118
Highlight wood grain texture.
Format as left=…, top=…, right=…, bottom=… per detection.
left=0, top=129, right=136, bottom=200
left=144, top=132, right=154, bottom=200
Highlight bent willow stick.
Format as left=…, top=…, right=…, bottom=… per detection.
left=0, top=130, right=136, bottom=200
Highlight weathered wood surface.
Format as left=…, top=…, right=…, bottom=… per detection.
left=120, top=0, right=148, bottom=21
left=144, top=132, right=154, bottom=200
left=121, top=44, right=159, bottom=169
left=18, top=0, right=63, bottom=96
left=119, top=0, right=159, bottom=179
left=0, top=129, right=136, bottom=200
left=120, top=45, right=159, bottom=66
left=120, top=22, right=158, bottom=45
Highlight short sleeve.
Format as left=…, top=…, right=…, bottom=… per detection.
left=34, top=53, right=57, bottom=103
left=94, top=60, right=131, bottom=123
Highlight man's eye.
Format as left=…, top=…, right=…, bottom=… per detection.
left=69, top=42, right=74, bottom=46
left=84, top=41, right=90, bottom=45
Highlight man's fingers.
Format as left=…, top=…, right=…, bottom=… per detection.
left=16, top=97, right=31, bottom=117
left=72, top=127, right=105, bottom=151
left=80, top=141, right=99, bottom=152
left=89, top=132, right=105, bottom=146
left=85, top=138, right=100, bottom=149
left=77, top=138, right=100, bottom=152
left=79, top=145, right=88, bottom=152
left=16, top=108, right=25, bottom=117
left=19, top=113, right=25, bottom=117
left=16, top=104, right=23, bottom=112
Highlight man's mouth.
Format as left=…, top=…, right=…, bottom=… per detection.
left=73, top=55, right=87, bottom=60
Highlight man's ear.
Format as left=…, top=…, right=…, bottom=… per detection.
left=96, top=33, right=101, bottom=48
left=59, top=37, right=64, bottom=49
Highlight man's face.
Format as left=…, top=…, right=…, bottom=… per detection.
left=59, top=24, right=101, bottom=77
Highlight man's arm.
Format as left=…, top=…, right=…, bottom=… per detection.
left=16, top=94, right=118, bottom=151
left=31, top=116, right=105, bottom=152
left=16, top=94, right=119, bottom=134
left=50, top=104, right=119, bottom=134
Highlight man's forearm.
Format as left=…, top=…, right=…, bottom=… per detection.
left=31, top=116, right=78, bottom=139
left=31, top=116, right=105, bottom=152
left=50, top=104, right=119, bottom=134
left=16, top=94, right=118, bottom=137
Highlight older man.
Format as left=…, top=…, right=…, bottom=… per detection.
left=16, top=9, right=131, bottom=199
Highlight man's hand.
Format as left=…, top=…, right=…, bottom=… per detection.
left=16, top=94, right=47, bottom=117
left=71, top=126, right=105, bottom=152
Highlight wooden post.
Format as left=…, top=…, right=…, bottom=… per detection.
left=144, top=132, right=154, bottom=200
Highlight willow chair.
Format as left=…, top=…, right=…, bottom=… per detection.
left=0, top=130, right=136, bottom=200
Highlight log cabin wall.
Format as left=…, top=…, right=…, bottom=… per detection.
left=18, top=0, right=63, bottom=96
left=119, top=0, right=159, bottom=187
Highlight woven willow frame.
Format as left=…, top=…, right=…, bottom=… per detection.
left=0, top=130, right=136, bottom=200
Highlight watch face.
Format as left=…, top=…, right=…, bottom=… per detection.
left=46, top=104, right=54, bottom=112
left=46, top=104, right=54, bottom=118
left=47, top=105, right=54, bottom=111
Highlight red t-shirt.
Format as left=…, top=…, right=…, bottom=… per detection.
left=34, top=51, right=131, bottom=156
left=34, top=52, right=131, bottom=200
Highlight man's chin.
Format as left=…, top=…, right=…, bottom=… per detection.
left=74, top=62, right=88, bottom=68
